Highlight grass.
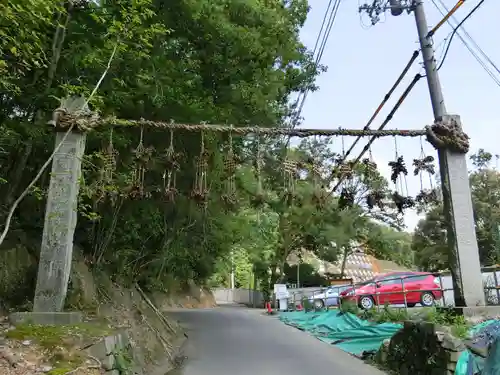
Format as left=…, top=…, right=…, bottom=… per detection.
left=339, top=300, right=470, bottom=339
left=6, top=322, right=112, bottom=348
left=6, top=322, right=113, bottom=372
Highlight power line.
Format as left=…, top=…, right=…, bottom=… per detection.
left=430, top=0, right=500, bottom=85
left=342, top=50, right=420, bottom=161
left=291, top=0, right=337, bottom=120
left=436, top=0, right=486, bottom=71
left=292, top=0, right=343, bottom=125
left=312, top=0, right=335, bottom=55
left=316, top=0, right=342, bottom=63
left=434, top=0, right=500, bottom=75
left=292, top=0, right=336, bottom=113
left=327, top=73, right=423, bottom=197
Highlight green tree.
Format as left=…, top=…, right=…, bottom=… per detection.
left=412, top=205, right=448, bottom=271
left=363, top=221, right=414, bottom=268
left=0, top=0, right=323, bottom=300
left=412, top=149, right=500, bottom=271
left=282, top=263, right=328, bottom=287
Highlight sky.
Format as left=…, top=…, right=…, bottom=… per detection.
left=297, top=0, right=500, bottom=231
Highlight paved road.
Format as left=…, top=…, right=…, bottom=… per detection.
left=168, top=306, right=385, bottom=375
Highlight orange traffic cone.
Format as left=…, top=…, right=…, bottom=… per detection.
left=266, top=302, right=272, bottom=314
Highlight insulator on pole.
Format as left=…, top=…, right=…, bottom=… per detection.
left=389, top=0, right=403, bottom=16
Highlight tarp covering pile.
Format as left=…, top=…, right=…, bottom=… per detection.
left=279, top=310, right=402, bottom=356
left=455, top=320, right=500, bottom=375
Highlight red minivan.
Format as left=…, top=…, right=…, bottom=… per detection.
left=340, top=271, right=443, bottom=310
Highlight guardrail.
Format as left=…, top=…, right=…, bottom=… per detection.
left=280, top=266, right=500, bottom=312
left=348, top=272, right=446, bottom=312
left=480, top=265, right=500, bottom=305
left=281, top=273, right=445, bottom=312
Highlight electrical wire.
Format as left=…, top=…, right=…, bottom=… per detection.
left=427, top=0, right=465, bottom=37
left=342, top=50, right=420, bottom=161
left=436, top=0, right=500, bottom=75
left=436, top=0, right=486, bottom=72
left=284, top=0, right=341, bottom=153
left=292, top=0, right=343, bottom=126
left=290, top=0, right=336, bottom=123
left=430, top=0, right=500, bottom=85
left=312, top=0, right=335, bottom=56
left=316, top=0, right=342, bottom=64
left=327, top=73, right=423, bottom=197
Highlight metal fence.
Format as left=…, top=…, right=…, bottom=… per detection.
left=284, top=266, right=500, bottom=312
left=212, top=266, right=500, bottom=310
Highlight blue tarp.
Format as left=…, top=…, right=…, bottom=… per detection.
left=455, top=320, right=500, bottom=375
left=279, top=310, right=402, bottom=356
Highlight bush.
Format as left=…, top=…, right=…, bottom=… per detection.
left=301, top=297, right=313, bottom=311
left=339, top=298, right=359, bottom=314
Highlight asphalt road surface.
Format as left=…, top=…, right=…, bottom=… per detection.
left=168, top=306, right=386, bottom=375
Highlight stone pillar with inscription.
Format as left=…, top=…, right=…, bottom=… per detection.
left=426, top=115, right=485, bottom=308
left=33, top=97, right=96, bottom=313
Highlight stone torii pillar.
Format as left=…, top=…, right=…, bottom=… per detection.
left=426, top=116, right=485, bottom=309
left=32, top=96, right=96, bottom=314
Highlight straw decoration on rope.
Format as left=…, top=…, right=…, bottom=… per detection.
left=103, top=118, right=426, bottom=138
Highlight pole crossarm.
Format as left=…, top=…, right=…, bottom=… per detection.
left=99, top=118, right=427, bottom=137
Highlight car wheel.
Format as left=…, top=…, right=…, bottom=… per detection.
left=313, top=299, right=325, bottom=309
left=407, top=303, right=416, bottom=308
left=359, top=296, right=374, bottom=310
left=420, top=292, right=435, bottom=307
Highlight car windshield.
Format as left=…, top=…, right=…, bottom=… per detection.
left=357, top=278, right=377, bottom=286
left=329, top=285, right=350, bottom=293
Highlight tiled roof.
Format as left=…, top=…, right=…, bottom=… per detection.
left=286, top=248, right=411, bottom=283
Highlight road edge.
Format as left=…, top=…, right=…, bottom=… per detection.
left=150, top=334, right=189, bottom=375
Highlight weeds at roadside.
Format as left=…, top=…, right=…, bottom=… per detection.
left=421, top=306, right=469, bottom=338
left=301, top=297, right=313, bottom=311
left=338, top=300, right=470, bottom=338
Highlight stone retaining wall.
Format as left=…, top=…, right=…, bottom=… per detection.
left=87, top=331, right=135, bottom=375
left=375, top=321, right=465, bottom=375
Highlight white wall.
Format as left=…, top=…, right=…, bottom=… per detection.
left=212, top=288, right=264, bottom=306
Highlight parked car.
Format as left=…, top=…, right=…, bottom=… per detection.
left=309, top=284, right=352, bottom=309
left=339, top=272, right=443, bottom=310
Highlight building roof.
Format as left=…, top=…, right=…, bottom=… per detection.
left=370, top=257, right=415, bottom=274
left=287, top=249, right=413, bottom=283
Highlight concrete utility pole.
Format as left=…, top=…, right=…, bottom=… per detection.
left=359, top=0, right=485, bottom=307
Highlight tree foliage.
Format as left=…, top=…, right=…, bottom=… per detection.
left=412, top=149, right=500, bottom=271
left=0, top=0, right=418, bottom=301
left=0, top=0, right=322, bottom=288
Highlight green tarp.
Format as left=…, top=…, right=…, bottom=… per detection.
left=279, top=310, right=402, bottom=356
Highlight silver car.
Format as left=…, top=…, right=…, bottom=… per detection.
left=309, top=284, right=352, bottom=309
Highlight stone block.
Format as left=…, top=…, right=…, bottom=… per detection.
left=9, top=311, right=83, bottom=326
left=455, top=306, right=500, bottom=319
left=447, top=357, right=459, bottom=371
left=446, top=350, right=464, bottom=363
left=441, top=334, right=466, bottom=352
left=86, top=332, right=130, bottom=372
